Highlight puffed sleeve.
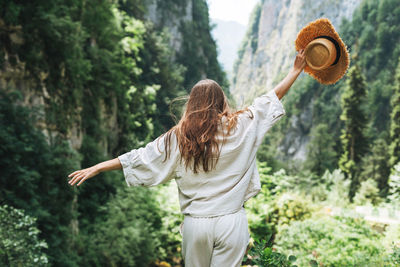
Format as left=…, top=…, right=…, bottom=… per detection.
left=117, top=133, right=180, bottom=187
left=248, top=89, right=286, bottom=146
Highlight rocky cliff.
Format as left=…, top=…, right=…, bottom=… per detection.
left=146, top=0, right=193, bottom=55
left=1, top=0, right=224, bottom=153
left=232, top=0, right=360, bottom=105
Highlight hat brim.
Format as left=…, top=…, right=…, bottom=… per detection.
left=295, top=18, right=350, bottom=85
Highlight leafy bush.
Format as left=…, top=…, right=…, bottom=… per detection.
left=387, top=244, right=400, bottom=266
left=259, top=168, right=321, bottom=196
left=389, top=162, right=400, bottom=202
left=354, top=179, right=382, bottom=205
left=244, top=237, right=319, bottom=267
left=382, top=223, right=400, bottom=252
left=268, top=193, right=314, bottom=226
left=245, top=238, right=298, bottom=267
left=246, top=163, right=314, bottom=242
left=154, top=182, right=184, bottom=265
left=0, top=205, right=49, bottom=266
left=322, top=169, right=351, bottom=206
left=274, top=216, right=385, bottom=266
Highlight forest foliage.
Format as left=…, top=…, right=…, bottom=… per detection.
left=1, top=0, right=225, bottom=265
left=258, top=0, right=400, bottom=195
left=1, top=0, right=400, bottom=266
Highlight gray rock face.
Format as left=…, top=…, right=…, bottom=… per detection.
left=145, top=0, right=193, bottom=55
left=232, top=0, right=360, bottom=105
left=231, top=0, right=360, bottom=161
left=280, top=99, right=313, bottom=161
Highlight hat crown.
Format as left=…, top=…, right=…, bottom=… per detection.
left=305, top=38, right=337, bottom=70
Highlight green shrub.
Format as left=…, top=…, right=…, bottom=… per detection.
left=268, top=193, right=314, bottom=227
left=246, top=164, right=314, bottom=242
left=0, top=91, right=80, bottom=265
left=275, top=216, right=385, bottom=266
left=382, top=223, right=400, bottom=252
left=245, top=238, right=298, bottom=267
left=354, top=179, right=382, bottom=205
left=323, top=169, right=351, bottom=207
left=244, top=237, right=319, bottom=267
left=0, top=205, right=49, bottom=266
left=387, top=244, right=400, bottom=266
left=256, top=167, right=320, bottom=197
left=246, top=191, right=313, bottom=243
left=154, top=182, right=184, bottom=265
left=81, top=186, right=163, bottom=266
left=389, top=163, right=400, bottom=202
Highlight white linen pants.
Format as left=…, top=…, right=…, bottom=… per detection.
left=181, top=208, right=250, bottom=267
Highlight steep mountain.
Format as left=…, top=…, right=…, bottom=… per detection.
left=230, top=0, right=361, bottom=163
left=232, top=0, right=360, bottom=105
left=232, top=0, right=400, bottom=173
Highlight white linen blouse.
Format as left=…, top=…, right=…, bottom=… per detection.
left=118, top=90, right=285, bottom=217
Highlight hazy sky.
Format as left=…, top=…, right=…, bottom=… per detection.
left=207, top=0, right=259, bottom=26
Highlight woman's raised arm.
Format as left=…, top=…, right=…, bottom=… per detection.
left=68, top=158, right=122, bottom=186
left=273, top=49, right=306, bottom=100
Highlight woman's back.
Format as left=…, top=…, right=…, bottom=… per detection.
left=175, top=90, right=285, bottom=217
left=118, top=89, right=285, bottom=217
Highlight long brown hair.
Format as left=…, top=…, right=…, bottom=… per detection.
left=163, top=79, right=251, bottom=173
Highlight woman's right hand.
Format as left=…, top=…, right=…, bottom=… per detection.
left=293, top=49, right=307, bottom=72
left=68, top=165, right=100, bottom=186
left=67, top=158, right=122, bottom=186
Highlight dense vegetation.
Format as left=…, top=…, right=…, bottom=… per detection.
left=241, top=0, right=400, bottom=265
left=0, top=205, right=49, bottom=266
left=244, top=163, right=400, bottom=266
left=1, top=0, right=224, bottom=266
left=1, top=0, right=400, bottom=266
left=255, top=0, right=400, bottom=265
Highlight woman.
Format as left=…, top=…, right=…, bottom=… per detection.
left=68, top=50, right=306, bottom=266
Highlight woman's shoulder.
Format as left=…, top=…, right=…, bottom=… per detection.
left=217, top=109, right=254, bottom=136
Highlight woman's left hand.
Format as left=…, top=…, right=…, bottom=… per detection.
left=68, top=165, right=100, bottom=186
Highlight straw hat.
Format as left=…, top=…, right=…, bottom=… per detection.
left=295, top=18, right=350, bottom=84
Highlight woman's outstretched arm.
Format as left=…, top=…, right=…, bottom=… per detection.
left=68, top=158, right=122, bottom=186
left=273, top=49, right=306, bottom=100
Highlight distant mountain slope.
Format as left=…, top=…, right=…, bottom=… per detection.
left=211, top=18, right=246, bottom=76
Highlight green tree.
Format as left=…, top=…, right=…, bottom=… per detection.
left=178, top=0, right=229, bottom=91
left=0, top=92, right=80, bottom=265
left=339, top=64, right=369, bottom=198
left=306, top=123, right=337, bottom=176
left=80, top=187, right=163, bottom=266
left=1, top=0, right=233, bottom=266
left=389, top=58, right=400, bottom=168
left=388, top=163, right=400, bottom=202
left=360, top=138, right=391, bottom=196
